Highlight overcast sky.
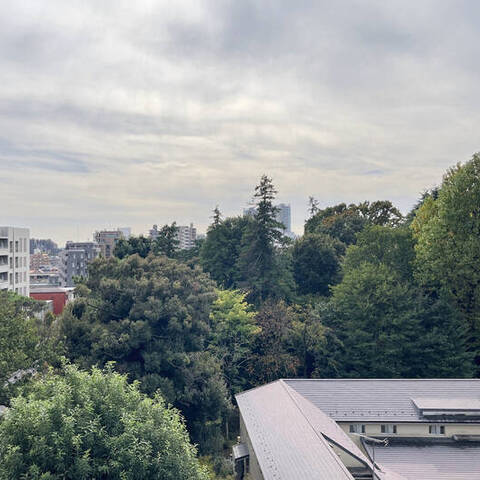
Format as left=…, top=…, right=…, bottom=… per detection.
left=1, top=0, right=479, bottom=244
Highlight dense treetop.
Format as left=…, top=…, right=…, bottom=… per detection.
left=0, top=364, right=209, bottom=480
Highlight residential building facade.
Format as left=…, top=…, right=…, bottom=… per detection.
left=59, top=241, right=100, bottom=287
left=94, top=229, right=124, bottom=258
left=149, top=223, right=197, bottom=250
left=176, top=223, right=196, bottom=249
left=0, top=226, right=30, bottom=296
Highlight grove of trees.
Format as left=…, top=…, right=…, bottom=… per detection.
left=1, top=153, right=480, bottom=479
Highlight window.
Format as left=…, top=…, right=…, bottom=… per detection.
left=381, top=425, right=397, bottom=434
left=349, top=424, right=366, bottom=434
left=15, top=241, right=18, bottom=253
left=429, top=425, right=445, bottom=435
left=15, top=257, right=18, bottom=268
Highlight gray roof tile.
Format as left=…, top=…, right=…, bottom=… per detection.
left=285, top=379, right=480, bottom=422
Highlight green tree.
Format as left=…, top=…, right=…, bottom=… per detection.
left=152, top=223, right=180, bottom=258
left=200, top=216, right=252, bottom=288
left=236, top=175, right=287, bottom=303
left=114, top=235, right=152, bottom=259
left=305, top=203, right=367, bottom=245
left=327, top=263, right=473, bottom=378
left=0, top=364, right=209, bottom=480
left=412, top=153, right=480, bottom=366
left=59, top=254, right=230, bottom=452
left=343, top=225, right=415, bottom=281
left=247, top=301, right=299, bottom=384
left=292, top=233, right=346, bottom=296
left=289, top=304, right=328, bottom=377
left=305, top=201, right=403, bottom=245
left=209, top=290, right=259, bottom=395
left=0, top=292, right=61, bottom=404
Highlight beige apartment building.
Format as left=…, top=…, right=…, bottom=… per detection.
left=0, top=226, right=30, bottom=296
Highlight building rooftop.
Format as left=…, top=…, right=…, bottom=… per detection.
left=285, top=379, right=480, bottom=422
left=364, top=442, right=480, bottom=480
left=236, top=380, right=406, bottom=480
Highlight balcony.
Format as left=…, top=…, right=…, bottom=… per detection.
left=0, top=239, right=8, bottom=255
left=0, top=271, right=8, bottom=290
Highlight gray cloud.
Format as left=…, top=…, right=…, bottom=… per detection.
left=0, top=0, right=479, bottom=243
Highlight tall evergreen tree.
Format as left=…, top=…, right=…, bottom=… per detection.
left=236, top=175, right=286, bottom=303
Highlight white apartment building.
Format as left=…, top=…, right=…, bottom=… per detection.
left=177, top=223, right=196, bottom=249
left=0, top=226, right=30, bottom=296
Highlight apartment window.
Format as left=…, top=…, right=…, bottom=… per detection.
left=15, top=241, right=18, bottom=252
left=9, top=241, right=13, bottom=253
left=429, top=425, right=445, bottom=435
left=381, top=425, right=397, bottom=434
left=9, top=273, right=12, bottom=285
left=15, top=257, right=18, bottom=268
left=15, top=272, right=18, bottom=283
left=349, top=424, right=366, bottom=434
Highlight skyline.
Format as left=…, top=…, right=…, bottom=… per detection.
left=1, top=0, right=479, bottom=244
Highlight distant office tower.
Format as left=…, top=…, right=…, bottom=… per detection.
left=0, top=226, right=30, bottom=296
left=149, top=224, right=160, bottom=240
left=276, top=203, right=292, bottom=235
left=94, top=229, right=124, bottom=258
left=242, top=204, right=294, bottom=238
left=118, top=227, right=131, bottom=239
left=177, top=224, right=197, bottom=250
left=59, top=241, right=100, bottom=287
left=243, top=206, right=257, bottom=217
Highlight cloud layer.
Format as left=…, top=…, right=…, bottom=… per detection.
left=1, top=0, right=479, bottom=243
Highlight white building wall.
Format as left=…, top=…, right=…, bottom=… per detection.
left=0, top=226, right=30, bottom=296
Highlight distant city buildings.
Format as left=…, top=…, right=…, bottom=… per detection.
left=0, top=226, right=30, bottom=296
left=243, top=203, right=295, bottom=239
left=149, top=223, right=197, bottom=250
left=59, top=241, right=100, bottom=287
left=118, top=227, right=131, bottom=239
left=30, top=251, right=52, bottom=270
left=30, top=287, right=74, bottom=315
left=94, top=229, right=125, bottom=258
left=29, top=238, right=59, bottom=256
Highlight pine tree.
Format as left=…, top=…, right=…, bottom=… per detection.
left=236, top=175, right=286, bottom=303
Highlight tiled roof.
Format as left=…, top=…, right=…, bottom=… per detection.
left=236, top=380, right=407, bottom=480
left=364, top=442, right=480, bottom=480
left=236, top=381, right=357, bottom=480
left=285, top=379, right=480, bottom=422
